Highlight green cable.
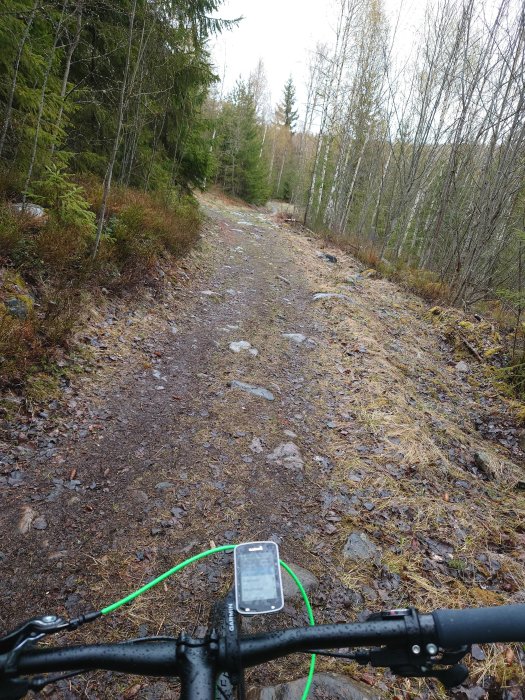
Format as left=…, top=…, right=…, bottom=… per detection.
left=279, top=561, right=316, bottom=700
left=100, top=545, right=316, bottom=699
left=101, top=545, right=235, bottom=615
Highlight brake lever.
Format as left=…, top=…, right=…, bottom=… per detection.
left=0, top=610, right=101, bottom=657
left=362, top=644, right=470, bottom=689
left=0, top=611, right=101, bottom=686
left=390, top=661, right=469, bottom=688
left=0, top=615, right=70, bottom=655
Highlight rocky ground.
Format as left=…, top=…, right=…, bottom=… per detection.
left=0, top=191, right=524, bottom=699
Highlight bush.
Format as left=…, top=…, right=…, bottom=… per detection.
left=35, top=222, right=91, bottom=275
left=0, top=310, right=41, bottom=387
left=0, top=180, right=203, bottom=390
left=101, top=189, right=201, bottom=279
left=0, top=203, right=24, bottom=261
left=29, top=166, right=96, bottom=232
left=112, top=204, right=160, bottom=278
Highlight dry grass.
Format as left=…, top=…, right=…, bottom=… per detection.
left=273, top=225, right=525, bottom=691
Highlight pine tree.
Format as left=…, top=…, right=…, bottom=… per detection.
left=0, top=0, right=233, bottom=205
left=276, top=77, right=299, bottom=133
left=214, top=81, right=269, bottom=205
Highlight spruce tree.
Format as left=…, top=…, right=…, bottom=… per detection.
left=214, top=80, right=269, bottom=205
left=276, top=77, right=299, bottom=133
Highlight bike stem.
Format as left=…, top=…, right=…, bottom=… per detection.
left=177, top=632, right=219, bottom=700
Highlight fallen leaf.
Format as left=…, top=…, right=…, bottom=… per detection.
left=360, top=673, right=376, bottom=686
left=122, top=683, right=142, bottom=699
left=70, top=468, right=77, bottom=480
left=19, top=506, right=36, bottom=534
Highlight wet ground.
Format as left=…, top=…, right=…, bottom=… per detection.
left=1, top=191, right=523, bottom=699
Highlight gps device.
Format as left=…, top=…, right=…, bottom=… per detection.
left=234, top=541, right=284, bottom=615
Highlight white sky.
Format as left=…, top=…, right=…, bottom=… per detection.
left=209, top=0, right=428, bottom=118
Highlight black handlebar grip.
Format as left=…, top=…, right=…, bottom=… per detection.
left=433, top=605, right=525, bottom=647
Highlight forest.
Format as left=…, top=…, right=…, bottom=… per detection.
left=0, top=0, right=231, bottom=387
left=1, top=0, right=525, bottom=396
left=208, top=0, right=525, bottom=394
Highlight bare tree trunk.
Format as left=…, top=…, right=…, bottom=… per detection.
left=0, top=0, right=39, bottom=160
left=22, top=1, right=68, bottom=204
left=339, top=130, right=370, bottom=233
left=51, top=0, right=84, bottom=158
left=93, top=0, right=138, bottom=258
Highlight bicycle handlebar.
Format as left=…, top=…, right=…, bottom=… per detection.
left=2, top=605, right=525, bottom=698
left=17, top=640, right=179, bottom=676
left=432, top=604, right=525, bottom=647
left=11, top=605, right=525, bottom=674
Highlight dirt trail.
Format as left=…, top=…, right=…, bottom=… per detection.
left=1, top=191, right=524, bottom=698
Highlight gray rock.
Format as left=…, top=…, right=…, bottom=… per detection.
left=316, top=251, right=338, bottom=264
left=5, top=298, right=30, bottom=320
left=282, top=333, right=306, bottom=344
left=155, top=481, right=175, bottom=490
left=343, top=532, right=381, bottom=564
left=249, top=437, right=264, bottom=454
left=281, top=563, right=319, bottom=602
left=33, top=516, right=48, bottom=530
left=230, top=381, right=274, bottom=401
left=266, top=442, right=303, bottom=471
left=10, top=202, right=45, bottom=218
left=129, top=489, right=149, bottom=503
left=313, top=293, right=353, bottom=303
left=229, top=341, right=258, bottom=356
left=473, top=451, right=496, bottom=479
left=455, top=360, right=469, bottom=373
left=251, top=672, right=381, bottom=699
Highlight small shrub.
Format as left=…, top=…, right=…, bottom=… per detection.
left=0, top=311, right=41, bottom=386
left=359, top=245, right=381, bottom=268
left=156, top=193, right=201, bottom=255
left=29, top=166, right=96, bottom=232
left=0, top=203, right=24, bottom=260
left=112, top=204, right=160, bottom=279
left=39, top=289, right=84, bottom=346
left=402, top=269, right=450, bottom=302
left=35, top=221, right=91, bottom=275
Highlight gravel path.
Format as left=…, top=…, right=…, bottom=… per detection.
left=1, top=191, right=523, bottom=699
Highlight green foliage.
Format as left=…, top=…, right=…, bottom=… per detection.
left=0, top=0, right=228, bottom=195
left=213, top=81, right=270, bottom=205
left=276, top=77, right=299, bottom=132
left=29, top=166, right=96, bottom=231
left=0, top=203, right=25, bottom=260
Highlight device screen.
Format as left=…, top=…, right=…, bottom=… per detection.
left=234, top=542, right=284, bottom=614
